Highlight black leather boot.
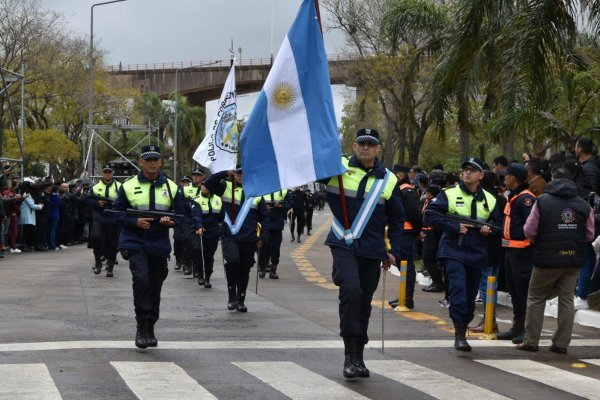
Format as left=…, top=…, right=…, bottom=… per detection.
left=258, top=263, right=267, bottom=279
left=135, top=315, right=148, bottom=349
left=204, top=272, right=212, bottom=288
left=454, top=323, right=471, bottom=351
left=343, top=337, right=358, bottom=379
left=269, top=264, right=279, bottom=279
left=227, top=285, right=237, bottom=310
left=354, top=341, right=369, bottom=377
left=106, top=261, right=114, bottom=277
left=183, top=264, right=192, bottom=275
left=93, top=259, right=102, bottom=275
left=236, top=293, right=247, bottom=312
left=147, top=321, right=158, bottom=347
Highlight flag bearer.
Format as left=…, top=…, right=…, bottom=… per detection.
left=322, top=129, right=404, bottom=380
left=203, top=165, right=269, bottom=312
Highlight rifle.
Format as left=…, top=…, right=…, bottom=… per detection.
left=425, top=210, right=500, bottom=246
left=86, top=193, right=114, bottom=205
left=104, top=208, right=184, bottom=220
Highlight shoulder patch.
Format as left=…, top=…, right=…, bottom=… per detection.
left=523, top=197, right=533, bottom=207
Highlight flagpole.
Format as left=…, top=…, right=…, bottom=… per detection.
left=314, top=0, right=351, bottom=231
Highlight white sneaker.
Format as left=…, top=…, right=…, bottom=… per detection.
left=9, top=248, right=21, bottom=253
left=574, top=297, right=589, bottom=310
left=59, top=244, right=68, bottom=250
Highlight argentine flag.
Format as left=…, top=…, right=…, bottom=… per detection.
left=240, top=0, right=345, bottom=197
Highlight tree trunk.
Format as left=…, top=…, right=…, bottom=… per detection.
left=502, top=136, right=515, bottom=161
left=397, top=127, right=407, bottom=165
left=408, top=115, right=429, bottom=166
left=385, top=118, right=394, bottom=168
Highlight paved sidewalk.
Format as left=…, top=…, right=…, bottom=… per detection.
left=416, top=272, right=600, bottom=329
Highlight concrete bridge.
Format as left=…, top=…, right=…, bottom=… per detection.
left=109, top=55, right=357, bottom=108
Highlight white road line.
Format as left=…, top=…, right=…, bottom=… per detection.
left=368, top=360, right=511, bottom=400
left=0, top=363, right=61, bottom=399
left=1, top=339, right=600, bottom=352
left=110, top=362, right=217, bottom=400
left=582, top=359, right=600, bottom=367
left=476, top=359, right=600, bottom=400
left=233, top=361, right=369, bottom=400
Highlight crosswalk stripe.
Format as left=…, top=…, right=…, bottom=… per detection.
left=233, top=361, right=369, bottom=400
left=0, top=364, right=61, bottom=399
left=2, top=338, right=600, bottom=351
left=368, top=360, right=511, bottom=400
left=110, top=361, right=217, bottom=400
left=476, top=359, right=600, bottom=400
left=582, top=359, right=600, bottom=367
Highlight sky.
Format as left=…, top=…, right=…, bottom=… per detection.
left=41, top=0, right=354, bottom=126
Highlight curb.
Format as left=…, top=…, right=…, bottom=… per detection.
left=417, top=272, right=600, bottom=329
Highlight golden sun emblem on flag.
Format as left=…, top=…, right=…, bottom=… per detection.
left=271, top=82, right=297, bottom=112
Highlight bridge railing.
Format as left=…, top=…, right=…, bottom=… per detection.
left=107, top=53, right=356, bottom=72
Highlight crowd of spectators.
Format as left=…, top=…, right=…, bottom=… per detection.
left=0, top=165, right=90, bottom=256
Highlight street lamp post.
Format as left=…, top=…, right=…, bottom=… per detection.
left=88, top=0, right=126, bottom=176
left=173, top=61, right=220, bottom=179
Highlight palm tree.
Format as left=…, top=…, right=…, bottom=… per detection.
left=426, top=0, right=600, bottom=159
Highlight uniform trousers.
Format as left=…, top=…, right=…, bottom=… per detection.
left=258, top=229, right=283, bottom=266
left=504, top=247, right=534, bottom=323
left=91, top=221, right=120, bottom=263
left=305, top=208, right=314, bottom=233
left=576, top=244, right=595, bottom=299
left=423, top=230, right=444, bottom=286
left=524, top=267, right=580, bottom=348
left=444, top=258, right=482, bottom=326
left=331, top=246, right=381, bottom=344
left=193, top=236, right=219, bottom=280
left=290, top=208, right=305, bottom=237
left=224, top=241, right=257, bottom=299
left=128, top=250, right=169, bottom=324
left=173, top=223, right=186, bottom=264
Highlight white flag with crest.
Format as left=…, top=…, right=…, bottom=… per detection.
left=193, top=63, right=238, bottom=172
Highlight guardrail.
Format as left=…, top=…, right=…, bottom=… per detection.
left=107, top=53, right=357, bottom=72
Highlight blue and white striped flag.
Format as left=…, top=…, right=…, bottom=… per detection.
left=240, top=0, right=345, bottom=197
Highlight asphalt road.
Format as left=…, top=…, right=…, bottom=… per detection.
left=0, top=207, right=599, bottom=400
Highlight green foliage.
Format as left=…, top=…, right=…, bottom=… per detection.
left=3, top=128, right=79, bottom=176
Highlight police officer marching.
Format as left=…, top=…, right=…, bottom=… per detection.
left=322, top=129, right=405, bottom=380
left=191, top=179, right=224, bottom=288
left=87, top=164, right=122, bottom=277
left=424, top=157, right=502, bottom=352
left=174, top=175, right=194, bottom=275
left=258, top=189, right=292, bottom=279
left=497, top=162, right=536, bottom=344
left=111, top=145, right=185, bottom=349
left=187, top=168, right=206, bottom=277
left=203, top=165, right=269, bottom=312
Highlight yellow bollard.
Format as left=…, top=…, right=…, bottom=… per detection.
left=394, top=260, right=410, bottom=312
left=483, top=275, right=497, bottom=339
